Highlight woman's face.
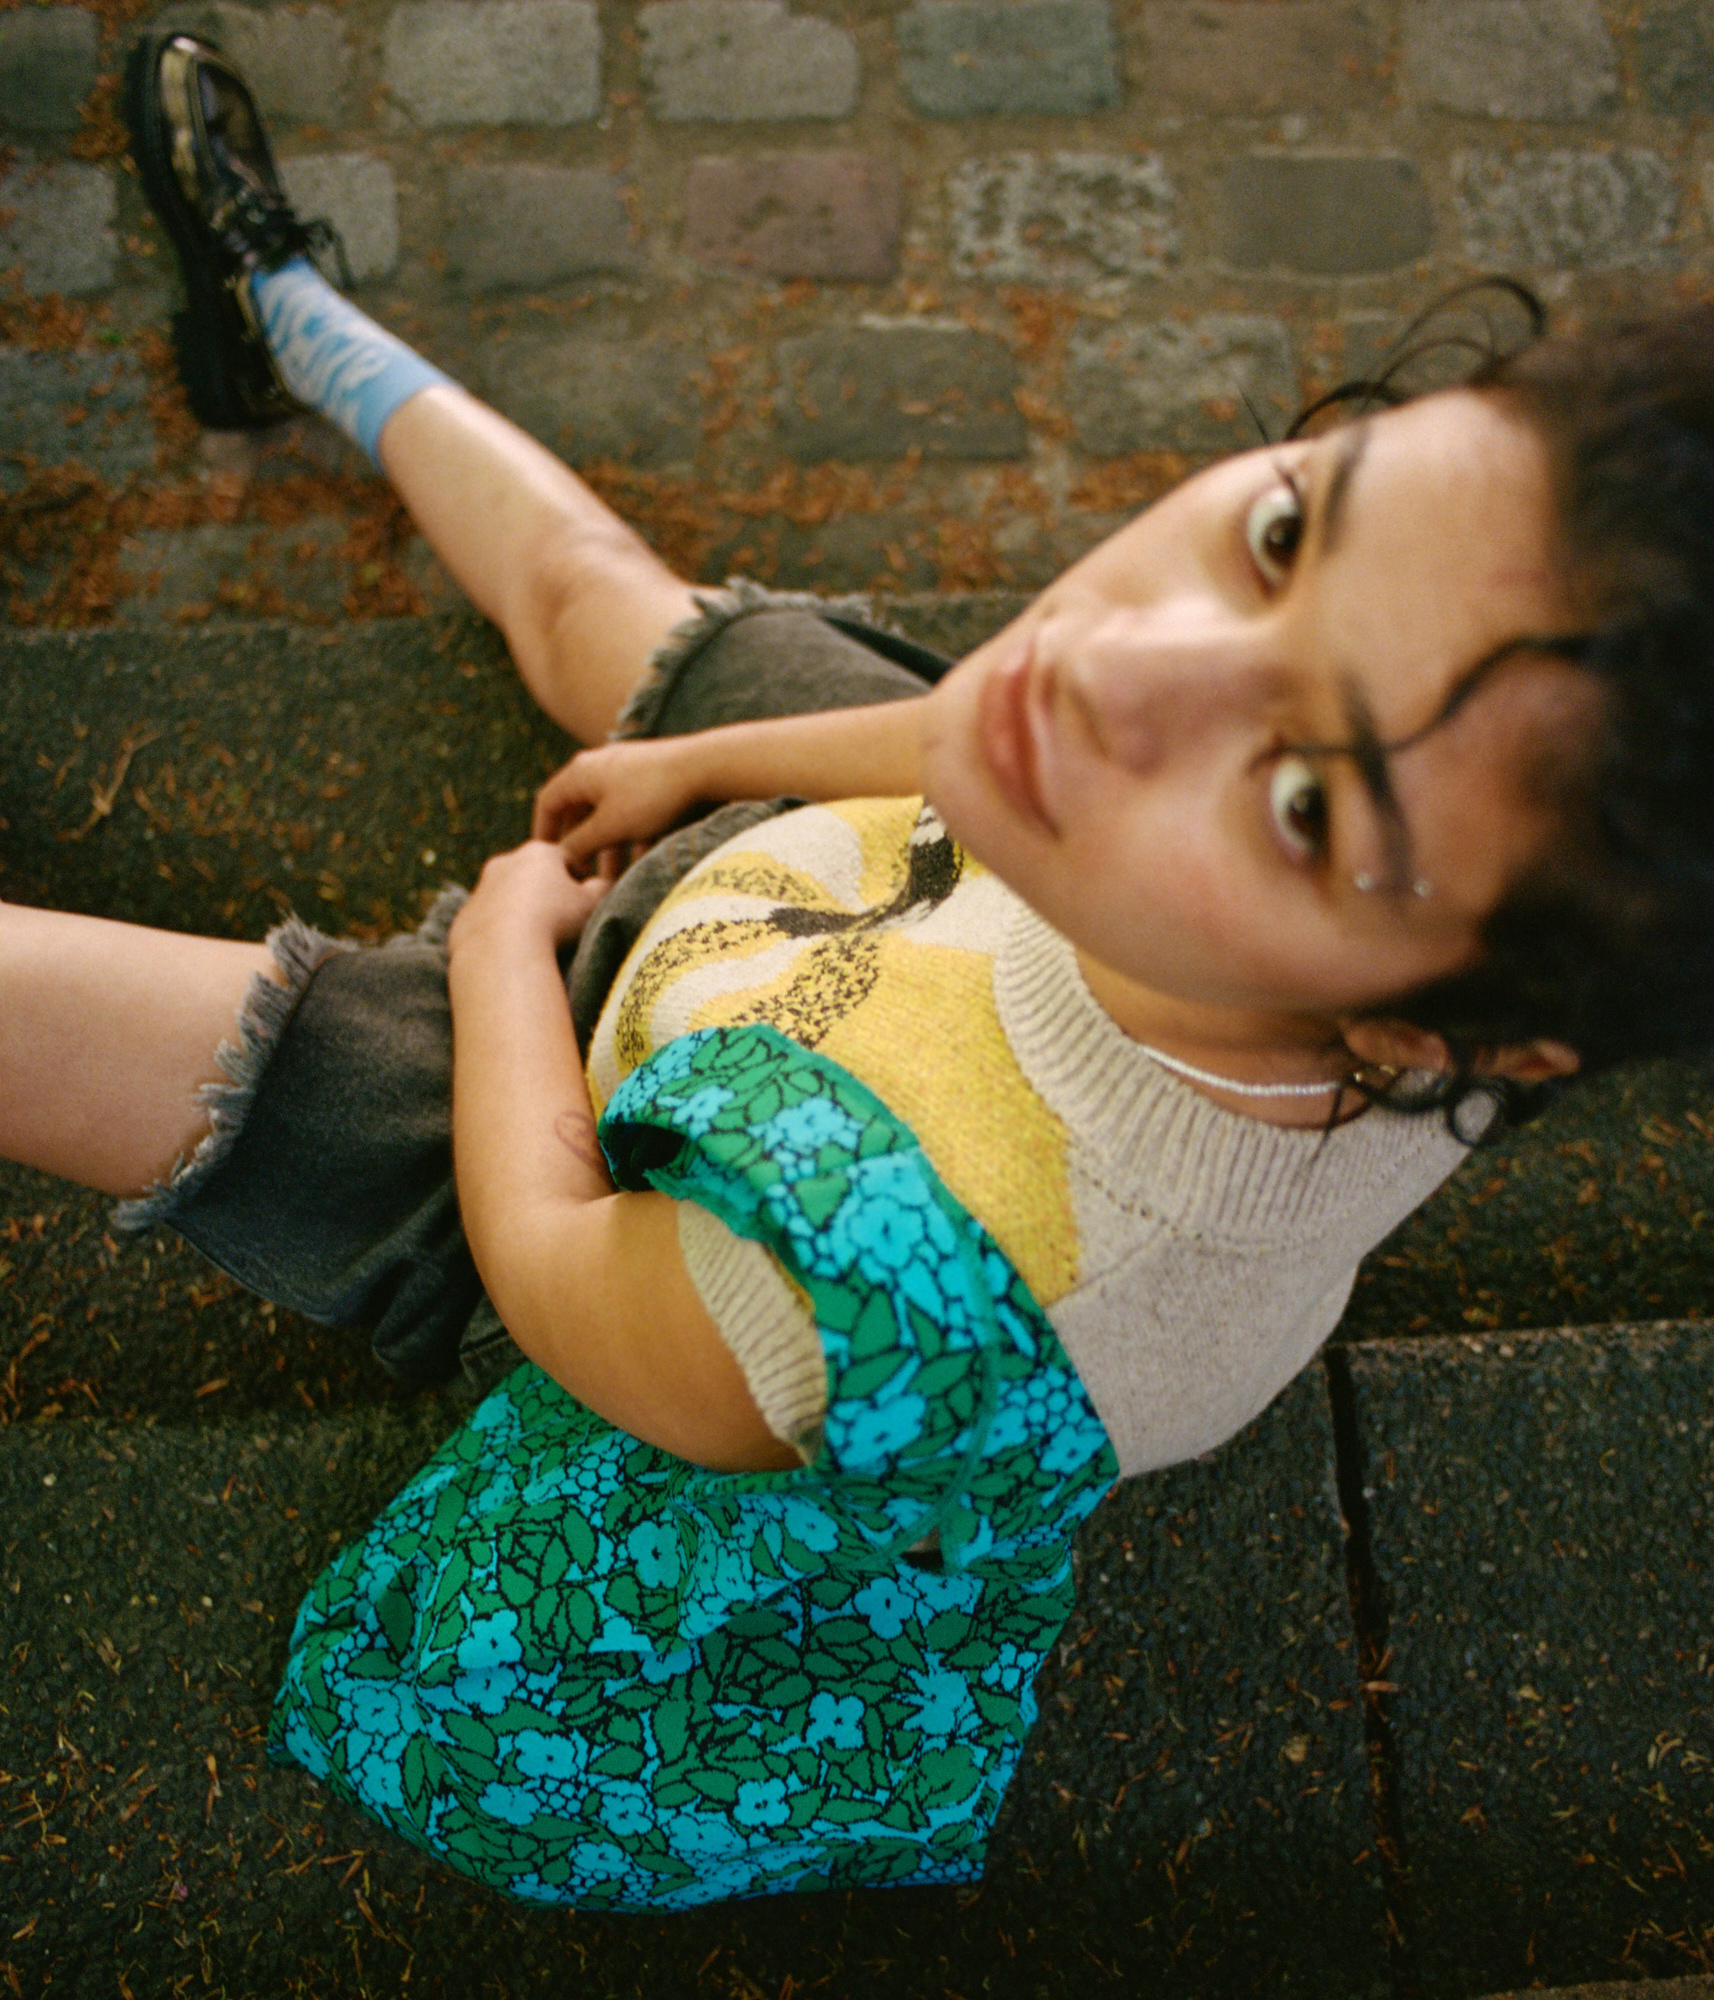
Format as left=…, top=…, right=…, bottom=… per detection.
left=920, top=388, right=1594, bottom=1046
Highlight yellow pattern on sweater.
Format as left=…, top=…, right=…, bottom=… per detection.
left=589, top=798, right=1080, bottom=1311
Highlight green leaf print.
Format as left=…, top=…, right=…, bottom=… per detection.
left=269, top=1026, right=1118, bottom=1913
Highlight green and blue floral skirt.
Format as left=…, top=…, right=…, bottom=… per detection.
left=266, top=1025, right=1119, bottom=1909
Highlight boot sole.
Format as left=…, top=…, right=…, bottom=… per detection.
left=123, top=31, right=297, bottom=432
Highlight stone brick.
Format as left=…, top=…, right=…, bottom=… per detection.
left=445, top=166, right=637, bottom=290
left=1217, top=155, right=1430, bottom=277
left=0, top=348, right=154, bottom=494
left=1064, top=315, right=1296, bottom=456
left=950, top=152, right=1177, bottom=285
left=382, top=1, right=600, bottom=127
left=1453, top=149, right=1677, bottom=269
left=640, top=1, right=858, bottom=122
left=1402, top=0, right=1616, bottom=120
left=1635, top=2, right=1714, bottom=119
left=685, top=153, right=899, bottom=281
left=279, top=156, right=399, bottom=284
left=774, top=324, right=1025, bottom=460
left=1139, top=3, right=1382, bottom=115
left=0, top=7, right=98, bottom=134
left=183, top=2, right=353, bottom=124
left=895, top=0, right=1118, bottom=118
left=477, top=338, right=702, bottom=466
left=0, top=158, right=115, bottom=294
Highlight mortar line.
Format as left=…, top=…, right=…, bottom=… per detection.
left=1324, top=1346, right=1421, bottom=2000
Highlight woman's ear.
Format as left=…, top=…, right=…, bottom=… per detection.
left=1341, top=1017, right=1581, bottom=1083
left=1341, top=1016, right=1453, bottom=1074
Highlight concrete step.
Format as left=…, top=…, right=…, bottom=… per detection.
left=4, top=609, right=1713, bottom=1996
left=1, top=1372, right=1384, bottom=1998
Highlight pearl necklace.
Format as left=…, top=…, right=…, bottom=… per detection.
left=1135, top=1042, right=1348, bottom=1099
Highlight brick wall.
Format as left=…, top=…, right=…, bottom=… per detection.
left=2, top=0, right=1710, bottom=623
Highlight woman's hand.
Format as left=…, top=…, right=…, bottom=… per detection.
left=532, top=738, right=709, bottom=874
left=448, top=840, right=610, bottom=960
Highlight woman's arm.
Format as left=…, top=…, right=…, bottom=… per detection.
left=446, top=842, right=800, bottom=1472
left=533, top=698, right=926, bottom=869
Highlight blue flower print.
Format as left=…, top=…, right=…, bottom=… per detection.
left=909, top=1567, right=982, bottom=1616
left=980, top=1641, right=1031, bottom=1695
left=734, top=1777, right=792, bottom=1828
left=353, top=1735, right=407, bottom=1811
left=568, top=1840, right=630, bottom=1891
left=841, top=1391, right=926, bottom=1467
left=906, top=1670, right=975, bottom=1739
left=456, top=1607, right=523, bottom=1673
left=600, top=1781, right=655, bottom=1836
left=627, top=1520, right=682, bottom=1588
left=762, top=1094, right=862, bottom=1173
left=675, top=1083, right=735, bottom=1139
left=478, top=1781, right=540, bottom=1827
left=775, top=1496, right=840, bottom=1554
left=512, top=1730, right=588, bottom=1784
left=852, top=1575, right=912, bottom=1640
left=805, top=1692, right=864, bottom=1751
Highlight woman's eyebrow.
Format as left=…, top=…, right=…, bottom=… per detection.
left=1317, top=419, right=1373, bottom=559
left=1339, top=674, right=1418, bottom=887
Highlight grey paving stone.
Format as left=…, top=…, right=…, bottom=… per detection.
left=1453, top=149, right=1678, bottom=270
left=1064, top=314, right=1296, bottom=456
left=1345, top=1326, right=1714, bottom=1998
left=0, top=347, right=154, bottom=494
left=161, top=0, right=354, bottom=124
left=1401, top=0, right=1617, bottom=120
left=445, top=165, right=638, bottom=291
left=0, top=156, right=116, bottom=294
left=0, top=5, right=99, bottom=134
left=639, top=0, right=858, bottom=123
left=895, top=0, right=1119, bottom=119
left=1635, top=2, right=1714, bottom=120
left=775, top=324, right=1025, bottom=461
left=1139, top=1, right=1383, bottom=115
left=686, top=152, right=900, bottom=282
left=279, top=155, right=400, bottom=284
left=949, top=151, right=1178, bottom=285
left=1217, top=154, right=1431, bottom=277
left=382, top=0, right=600, bottom=127
left=478, top=335, right=701, bottom=465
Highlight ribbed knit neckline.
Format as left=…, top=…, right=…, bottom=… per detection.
left=992, top=895, right=1469, bottom=1247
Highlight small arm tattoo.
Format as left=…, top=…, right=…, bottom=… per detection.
left=554, top=1108, right=605, bottom=1172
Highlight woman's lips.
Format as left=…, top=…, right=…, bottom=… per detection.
left=978, top=644, right=1058, bottom=834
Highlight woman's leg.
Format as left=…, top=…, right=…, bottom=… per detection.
left=373, top=387, right=698, bottom=745
left=0, top=902, right=275, bottom=1196
left=129, top=32, right=699, bottom=749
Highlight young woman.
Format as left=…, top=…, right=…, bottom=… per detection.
left=5, top=29, right=1709, bottom=1910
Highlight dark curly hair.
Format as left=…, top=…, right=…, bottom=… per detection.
left=1297, top=287, right=1714, bottom=1133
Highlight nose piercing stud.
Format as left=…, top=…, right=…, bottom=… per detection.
left=1354, top=871, right=1435, bottom=899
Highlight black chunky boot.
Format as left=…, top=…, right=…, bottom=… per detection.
left=123, top=31, right=346, bottom=429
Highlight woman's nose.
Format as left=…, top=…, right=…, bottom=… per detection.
left=1063, top=597, right=1281, bottom=773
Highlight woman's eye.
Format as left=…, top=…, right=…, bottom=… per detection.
left=1269, top=754, right=1328, bottom=860
left=1246, top=478, right=1304, bottom=585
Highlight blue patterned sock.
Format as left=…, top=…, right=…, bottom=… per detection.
left=249, top=256, right=451, bottom=467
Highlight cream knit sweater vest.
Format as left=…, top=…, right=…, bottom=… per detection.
left=588, top=799, right=1471, bottom=1478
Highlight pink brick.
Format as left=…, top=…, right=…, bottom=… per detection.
left=685, top=153, right=901, bottom=283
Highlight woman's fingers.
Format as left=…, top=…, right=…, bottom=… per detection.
left=532, top=758, right=593, bottom=842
